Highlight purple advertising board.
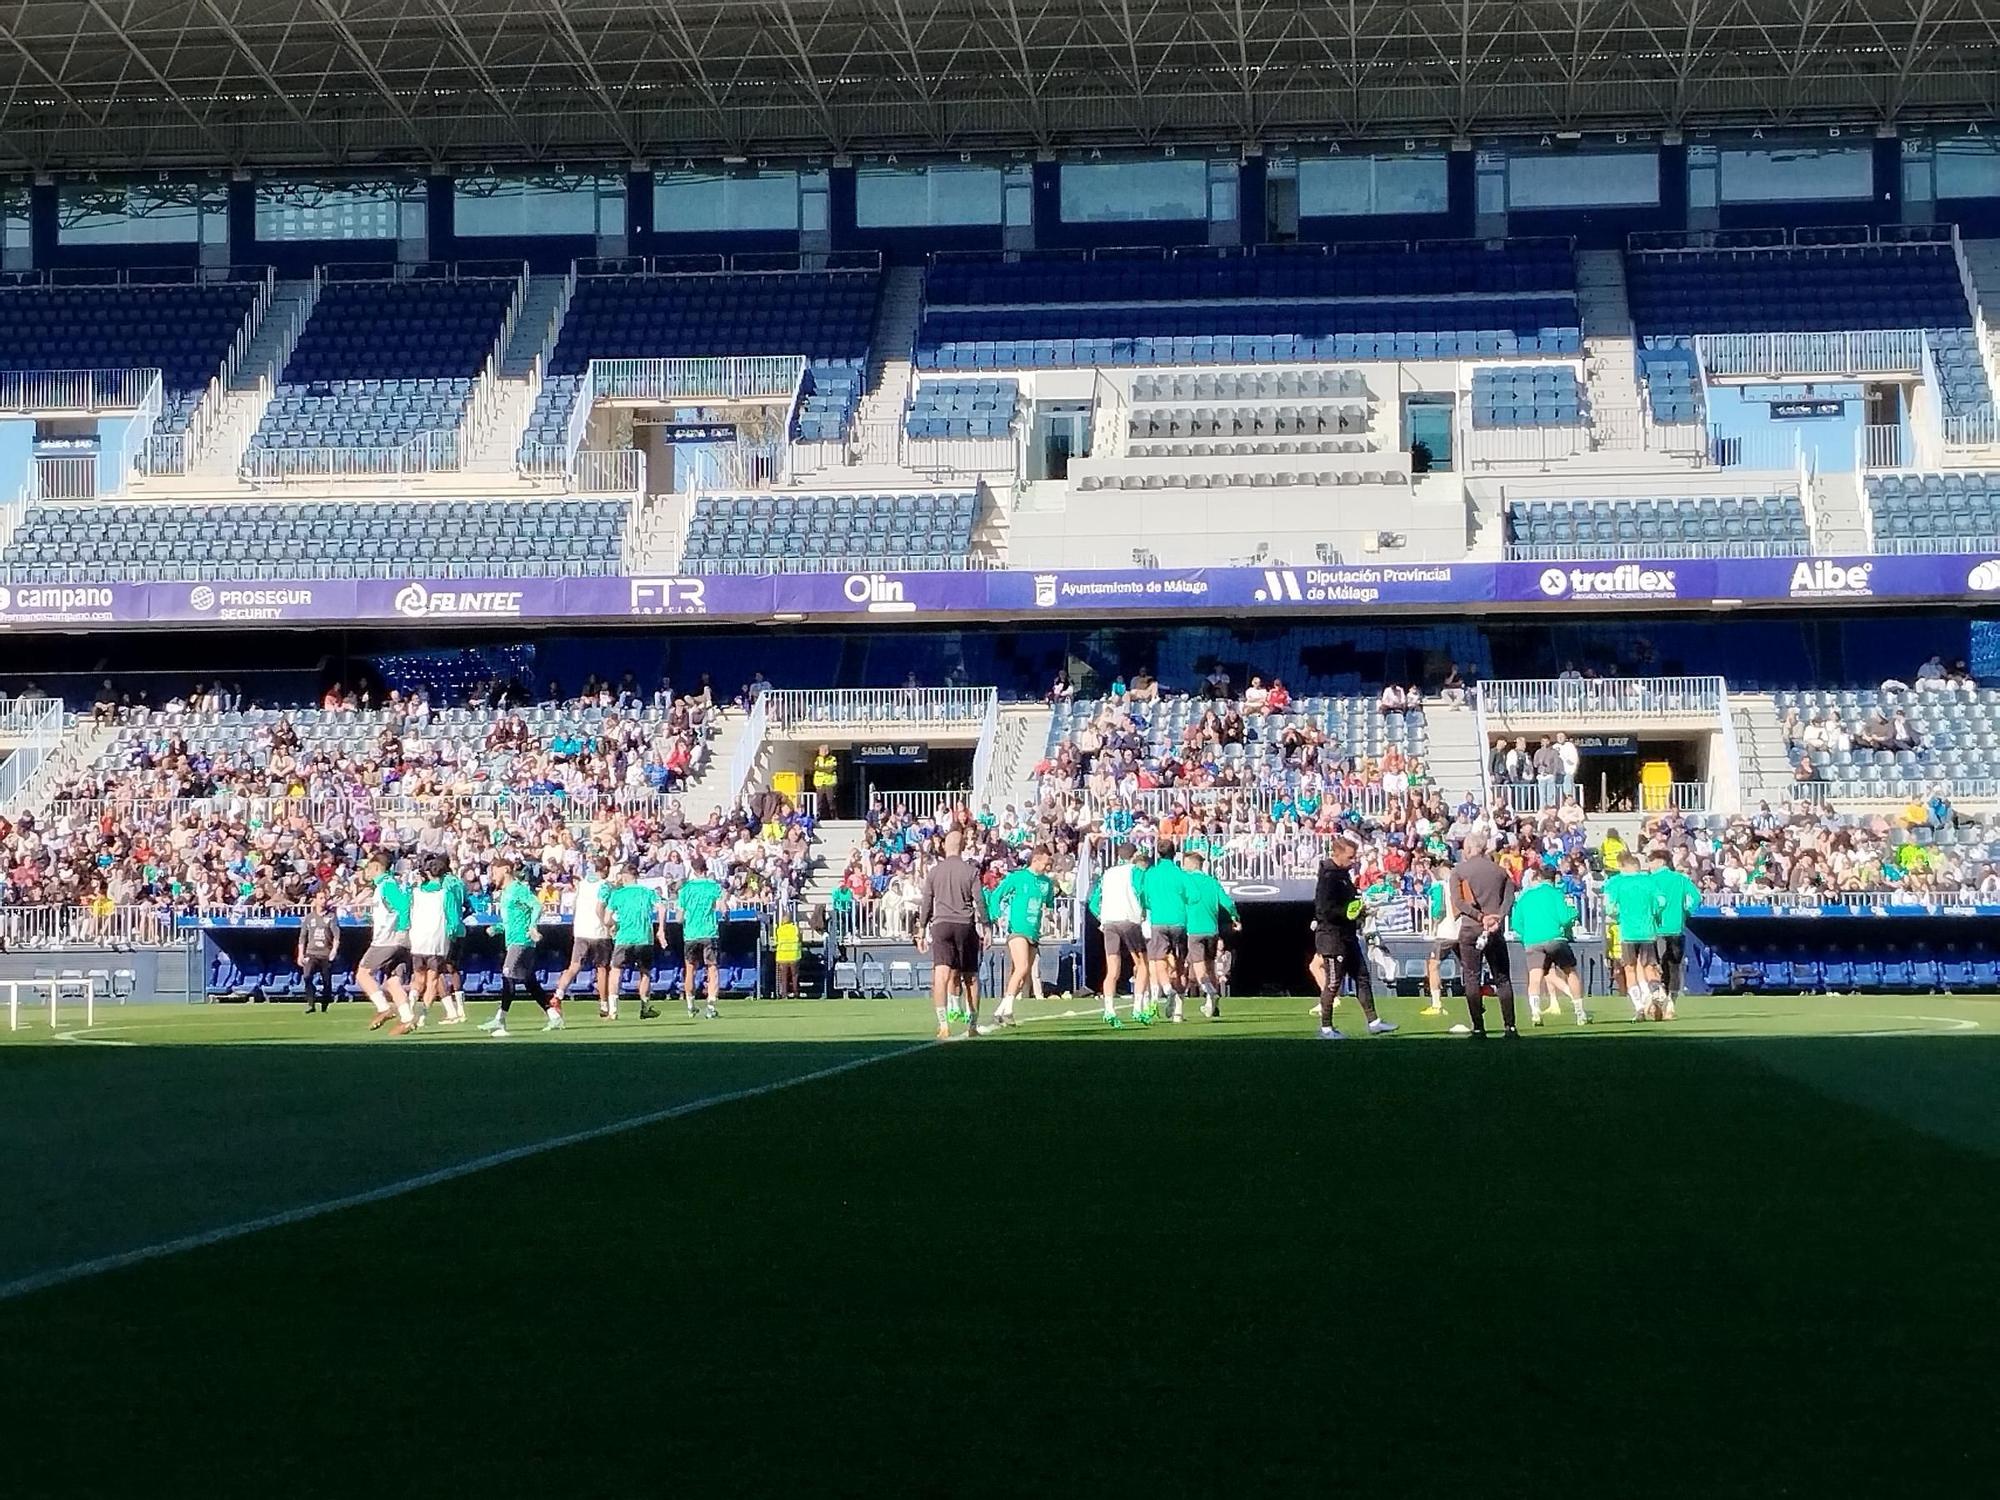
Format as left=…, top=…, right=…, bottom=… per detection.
left=3, top=554, right=1999, bottom=631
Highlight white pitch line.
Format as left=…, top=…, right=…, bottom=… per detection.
left=0, top=1038, right=937, bottom=1304
left=53, top=1030, right=136, bottom=1047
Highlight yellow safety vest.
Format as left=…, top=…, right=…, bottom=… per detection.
left=774, top=921, right=802, bottom=963
left=812, top=753, right=837, bottom=789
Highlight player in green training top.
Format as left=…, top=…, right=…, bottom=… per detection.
left=599, top=864, right=663, bottom=1021
left=988, top=846, right=1055, bottom=1027
left=676, top=857, right=726, bottom=1020
left=438, top=863, right=472, bottom=1025
left=1602, top=851, right=1664, bottom=1022
left=1648, top=848, right=1703, bottom=1022
left=1138, top=839, right=1190, bottom=1023
left=480, top=856, right=562, bottom=1036
left=1178, top=848, right=1240, bottom=1021
left=1511, top=864, right=1584, bottom=1027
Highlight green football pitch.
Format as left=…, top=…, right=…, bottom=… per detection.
left=4, top=993, right=1999, bottom=1496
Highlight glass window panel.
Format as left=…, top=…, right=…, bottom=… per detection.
left=1935, top=140, right=2000, bottom=200
left=1507, top=150, right=1660, bottom=209
left=1718, top=145, right=1872, bottom=203
left=1297, top=155, right=1447, bottom=217
left=255, top=177, right=417, bottom=241
left=59, top=182, right=210, bottom=245
left=928, top=167, right=1002, bottom=225
left=456, top=171, right=621, bottom=237
left=855, top=169, right=930, bottom=227
left=1058, top=160, right=1209, bottom=223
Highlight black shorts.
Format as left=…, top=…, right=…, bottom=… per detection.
left=360, top=942, right=409, bottom=976
left=410, top=950, right=449, bottom=976
left=929, top=920, right=980, bottom=975
left=1622, top=938, right=1659, bottom=969
left=1526, top=941, right=1577, bottom=978
left=1146, top=924, right=1187, bottom=962
left=1102, top=921, right=1145, bottom=962
left=683, top=937, right=718, bottom=969
left=1186, top=934, right=1222, bottom=967
left=610, top=942, right=654, bottom=973
left=445, top=935, right=466, bottom=968
left=570, top=936, right=613, bottom=970
left=502, top=944, right=538, bottom=981
left=1314, top=928, right=1359, bottom=958
left=1658, top=933, right=1685, bottom=969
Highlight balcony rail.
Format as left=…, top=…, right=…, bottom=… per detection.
left=1478, top=677, right=1725, bottom=718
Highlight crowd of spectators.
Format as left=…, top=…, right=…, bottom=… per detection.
left=0, top=677, right=821, bottom=929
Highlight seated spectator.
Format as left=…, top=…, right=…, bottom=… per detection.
left=1379, top=683, right=1407, bottom=719
left=1242, top=676, right=1271, bottom=714
left=1265, top=678, right=1292, bottom=714
left=1202, top=664, right=1232, bottom=701
left=1048, top=671, right=1075, bottom=704
left=1440, top=663, right=1468, bottom=704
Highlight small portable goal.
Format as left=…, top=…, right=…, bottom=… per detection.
left=4, top=977, right=98, bottom=1032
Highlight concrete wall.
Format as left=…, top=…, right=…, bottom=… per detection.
left=1008, top=482, right=1468, bottom=568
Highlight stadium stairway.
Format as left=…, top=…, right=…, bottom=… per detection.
left=674, top=708, right=757, bottom=824
left=466, top=273, right=572, bottom=474
left=0, top=717, right=117, bottom=821
left=983, top=703, right=1055, bottom=813
left=1959, top=238, right=2000, bottom=414
left=1421, top=697, right=1488, bottom=803
left=188, top=279, right=322, bottom=481
left=1729, top=691, right=1798, bottom=806
left=1576, top=249, right=1644, bottom=451
left=1809, top=468, right=1872, bottom=553
left=850, top=264, right=924, bottom=435
left=799, top=819, right=869, bottom=916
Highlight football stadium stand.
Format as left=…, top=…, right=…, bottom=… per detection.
left=0, top=496, right=627, bottom=581
left=0, top=273, right=263, bottom=458
left=1506, top=493, right=1811, bottom=560
left=905, top=378, right=1019, bottom=440
left=247, top=272, right=520, bottom=470
left=520, top=269, right=880, bottom=464
left=1865, top=471, right=2000, bottom=554
left=679, top=490, right=980, bottom=574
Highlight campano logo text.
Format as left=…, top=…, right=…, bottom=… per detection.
left=6, top=585, right=113, bottom=611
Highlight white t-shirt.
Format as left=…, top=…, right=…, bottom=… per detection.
left=408, top=884, right=450, bottom=957
left=573, top=878, right=606, bottom=939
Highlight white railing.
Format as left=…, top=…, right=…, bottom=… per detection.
left=241, top=429, right=462, bottom=482
left=145, top=269, right=278, bottom=476
left=727, top=693, right=770, bottom=811
left=34, top=453, right=98, bottom=501
left=1645, top=412, right=1709, bottom=457
left=864, top=789, right=972, bottom=823
left=463, top=261, right=531, bottom=448
left=970, top=690, right=1000, bottom=809
left=596, top=355, right=807, bottom=405
left=2, top=554, right=618, bottom=585
left=761, top=688, right=997, bottom=732
left=0, top=697, right=65, bottom=807
left=1941, top=408, right=2000, bottom=451
left=0, top=903, right=182, bottom=950
left=831, top=892, right=1078, bottom=945
left=1710, top=427, right=1802, bottom=472
left=1641, top=781, right=1712, bottom=812
left=1479, top=677, right=1725, bottom=718
left=1506, top=541, right=1807, bottom=562
left=1462, top=422, right=1588, bottom=471
left=38, top=787, right=719, bottom=831
left=902, top=432, right=1022, bottom=482
left=573, top=448, right=647, bottom=494
left=231, top=269, right=325, bottom=473
left=1701, top=888, right=1990, bottom=913
left=1692, top=331, right=1927, bottom=379
left=0, top=368, right=161, bottom=413
left=1857, top=424, right=1907, bottom=471
left=109, top=372, right=164, bottom=488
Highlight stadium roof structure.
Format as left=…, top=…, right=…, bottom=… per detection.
left=1, top=0, right=1997, bottom=173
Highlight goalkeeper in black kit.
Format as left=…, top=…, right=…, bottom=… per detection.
left=1312, top=836, right=1398, bottom=1041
